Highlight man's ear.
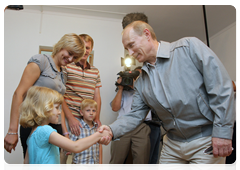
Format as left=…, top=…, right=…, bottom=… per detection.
left=143, top=28, right=151, bottom=40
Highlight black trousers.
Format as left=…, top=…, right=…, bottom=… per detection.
left=226, top=122, right=238, bottom=170
left=20, top=123, right=62, bottom=158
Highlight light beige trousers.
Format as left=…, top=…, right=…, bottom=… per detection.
left=160, top=135, right=226, bottom=164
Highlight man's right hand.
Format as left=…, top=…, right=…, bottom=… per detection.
left=68, top=117, right=82, bottom=136
left=98, top=125, right=113, bottom=145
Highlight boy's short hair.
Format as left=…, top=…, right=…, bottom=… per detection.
left=20, top=86, right=63, bottom=128
left=81, top=99, right=97, bottom=111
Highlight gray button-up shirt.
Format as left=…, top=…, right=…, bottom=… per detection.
left=110, top=37, right=235, bottom=142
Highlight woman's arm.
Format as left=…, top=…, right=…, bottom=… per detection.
left=49, top=130, right=110, bottom=153
left=4, top=63, right=40, bottom=153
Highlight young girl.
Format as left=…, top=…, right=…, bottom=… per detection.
left=20, top=86, right=110, bottom=164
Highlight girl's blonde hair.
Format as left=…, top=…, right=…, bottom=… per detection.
left=20, top=86, right=63, bottom=128
left=52, top=33, right=86, bottom=63
left=81, top=99, right=97, bottom=111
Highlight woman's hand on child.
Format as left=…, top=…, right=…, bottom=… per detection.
left=95, top=119, right=102, bottom=129
left=69, top=117, right=82, bottom=136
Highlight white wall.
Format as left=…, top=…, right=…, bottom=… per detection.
left=4, top=7, right=124, bottom=164
left=209, top=23, right=236, bottom=81
left=4, top=6, right=236, bottom=165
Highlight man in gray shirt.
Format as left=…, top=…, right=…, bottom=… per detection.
left=99, top=21, right=235, bottom=164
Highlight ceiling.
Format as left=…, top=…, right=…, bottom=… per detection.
left=25, top=5, right=236, bottom=43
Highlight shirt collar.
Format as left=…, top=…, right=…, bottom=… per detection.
left=79, top=118, right=98, bottom=128
left=145, top=41, right=171, bottom=68
left=157, top=40, right=171, bottom=59
left=44, top=54, right=60, bottom=72
left=145, top=42, right=160, bottom=68
left=75, top=61, right=91, bottom=70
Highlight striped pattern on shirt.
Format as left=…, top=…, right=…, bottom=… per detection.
left=62, top=62, right=102, bottom=117
left=70, top=119, right=99, bottom=164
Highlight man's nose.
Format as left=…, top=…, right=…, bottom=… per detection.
left=128, top=49, right=134, bottom=56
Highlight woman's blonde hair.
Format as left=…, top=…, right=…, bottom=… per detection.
left=81, top=99, right=97, bottom=111
left=52, top=33, right=86, bottom=62
left=20, top=86, right=63, bottom=128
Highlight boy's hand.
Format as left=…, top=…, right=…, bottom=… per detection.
left=66, top=151, right=72, bottom=155
left=61, top=148, right=71, bottom=155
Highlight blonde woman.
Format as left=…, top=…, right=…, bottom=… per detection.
left=4, top=33, right=85, bottom=158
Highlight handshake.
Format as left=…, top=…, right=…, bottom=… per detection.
left=97, top=125, right=113, bottom=145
